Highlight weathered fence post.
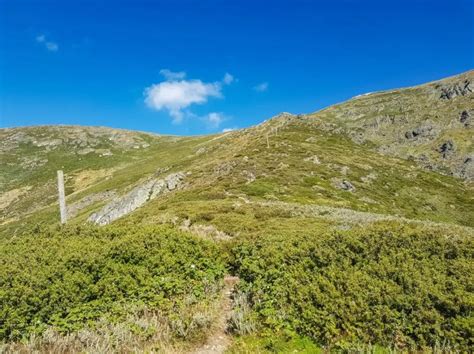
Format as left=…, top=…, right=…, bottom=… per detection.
left=57, top=170, right=67, bottom=224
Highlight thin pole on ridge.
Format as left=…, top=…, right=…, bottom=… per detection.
left=57, top=170, right=67, bottom=224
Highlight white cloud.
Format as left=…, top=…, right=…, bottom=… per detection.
left=160, top=69, right=186, bottom=81
left=223, top=73, right=234, bottom=85
left=205, top=112, right=225, bottom=128
left=36, top=34, right=58, bottom=52
left=144, top=78, right=222, bottom=123
left=253, top=82, right=268, bottom=92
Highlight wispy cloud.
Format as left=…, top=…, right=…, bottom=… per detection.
left=253, top=82, right=268, bottom=92
left=223, top=72, right=234, bottom=85
left=159, top=69, right=186, bottom=81
left=36, top=34, right=58, bottom=52
left=205, top=112, right=226, bottom=128
left=144, top=70, right=225, bottom=123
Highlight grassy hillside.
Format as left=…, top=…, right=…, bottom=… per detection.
left=308, top=70, right=473, bottom=180
left=2, top=118, right=473, bottom=232
left=1, top=71, right=473, bottom=352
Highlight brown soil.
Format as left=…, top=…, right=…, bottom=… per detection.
left=191, top=275, right=239, bottom=354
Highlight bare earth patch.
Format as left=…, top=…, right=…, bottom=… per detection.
left=0, top=186, right=32, bottom=211
left=192, top=275, right=239, bottom=354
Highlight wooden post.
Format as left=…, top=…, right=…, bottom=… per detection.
left=57, top=170, right=67, bottom=224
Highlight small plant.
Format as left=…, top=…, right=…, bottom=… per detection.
left=228, top=290, right=257, bottom=335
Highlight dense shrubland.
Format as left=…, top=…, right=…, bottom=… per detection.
left=0, top=224, right=226, bottom=351
left=1, top=220, right=473, bottom=352
left=229, top=222, right=473, bottom=351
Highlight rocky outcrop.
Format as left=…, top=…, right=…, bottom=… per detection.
left=214, top=161, right=237, bottom=177
left=88, top=172, right=185, bottom=225
left=332, top=178, right=356, bottom=192
left=438, top=140, right=455, bottom=159
left=460, top=110, right=471, bottom=127
left=439, top=79, right=473, bottom=99
left=404, top=124, right=436, bottom=140
left=67, top=191, right=116, bottom=218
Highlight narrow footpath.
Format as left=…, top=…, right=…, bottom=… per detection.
left=192, top=275, right=240, bottom=354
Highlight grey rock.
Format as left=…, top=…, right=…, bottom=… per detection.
left=195, top=147, right=207, bottom=155
left=404, top=125, right=433, bottom=140
left=88, top=172, right=185, bottom=225
left=214, top=161, right=237, bottom=177
left=340, top=180, right=356, bottom=191
left=77, top=148, right=95, bottom=155
left=438, top=140, right=455, bottom=158
left=242, top=170, right=256, bottom=184
left=304, top=155, right=321, bottom=165
left=98, top=149, right=113, bottom=157
left=34, top=138, right=63, bottom=148
left=68, top=190, right=116, bottom=218
left=19, top=156, right=48, bottom=169
left=166, top=172, right=184, bottom=190
left=458, top=156, right=473, bottom=180
left=439, top=79, right=473, bottom=99
left=460, top=110, right=471, bottom=127
left=332, top=178, right=356, bottom=192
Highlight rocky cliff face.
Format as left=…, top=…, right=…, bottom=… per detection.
left=88, top=172, right=185, bottom=225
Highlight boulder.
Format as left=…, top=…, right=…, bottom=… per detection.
left=340, top=180, right=356, bottom=192
left=332, top=178, right=356, bottom=192
left=88, top=172, right=185, bottom=225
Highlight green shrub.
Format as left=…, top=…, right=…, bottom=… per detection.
left=229, top=222, right=474, bottom=351
left=0, top=224, right=226, bottom=341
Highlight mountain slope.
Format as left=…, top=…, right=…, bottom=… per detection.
left=1, top=93, right=473, bottom=232
left=307, top=70, right=473, bottom=180
left=1, top=71, right=473, bottom=352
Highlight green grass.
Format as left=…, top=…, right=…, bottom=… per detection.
left=228, top=334, right=324, bottom=353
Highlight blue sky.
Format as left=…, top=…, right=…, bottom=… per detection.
left=0, top=0, right=472, bottom=135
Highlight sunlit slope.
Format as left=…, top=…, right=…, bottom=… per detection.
left=308, top=70, right=473, bottom=180
left=0, top=125, right=213, bottom=226
left=1, top=114, right=473, bottom=237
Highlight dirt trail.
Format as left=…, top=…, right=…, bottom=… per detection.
left=192, top=275, right=239, bottom=354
